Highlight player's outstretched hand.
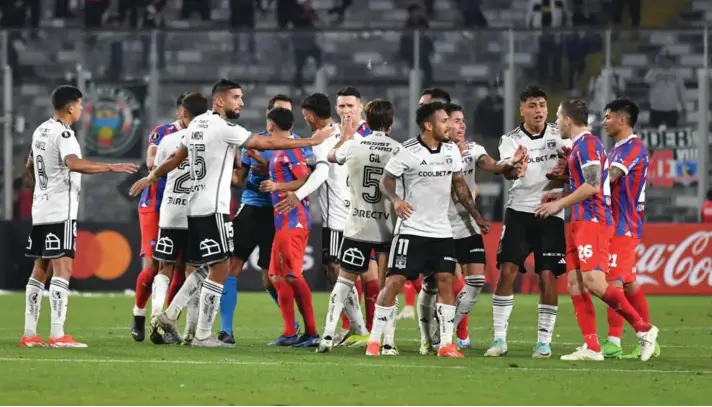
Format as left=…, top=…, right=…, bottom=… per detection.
left=246, top=149, right=268, bottom=166
left=129, top=177, right=152, bottom=197
left=541, top=191, right=563, bottom=203
left=560, top=145, right=572, bottom=158
left=535, top=201, right=561, bottom=218
left=275, top=191, right=300, bottom=214
left=259, top=180, right=278, bottom=193
left=515, top=159, right=528, bottom=178
left=311, top=126, right=333, bottom=144
left=110, top=163, right=140, bottom=174
left=512, top=145, right=528, bottom=164
left=393, top=198, right=414, bottom=220
left=475, top=216, right=490, bottom=234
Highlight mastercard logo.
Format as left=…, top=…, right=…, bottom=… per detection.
left=73, top=230, right=132, bottom=280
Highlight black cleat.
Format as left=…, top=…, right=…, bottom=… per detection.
left=149, top=325, right=165, bottom=345
left=217, top=331, right=235, bottom=344
left=131, top=315, right=146, bottom=342
left=163, top=331, right=182, bottom=345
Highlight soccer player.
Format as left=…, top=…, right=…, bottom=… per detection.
left=261, top=107, right=320, bottom=347
left=599, top=98, right=659, bottom=359
left=485, top=86, right=569, bottom=359
left=219, top=94, right=304, bottom=344
left=444, top=103, right=527, bottom=349
left=21, top=85, right=138, bottom=348
left=274, top=92, right=370, bottom=345
left=130, top=79, right=331, bottom=347
left=132, top=94, right=186, bottom=342
left=149, top=92, right=208, bottom=344
left=368, top=102, right=488, bottom=357
left=316, top=99, right=401, bottom=354
left=535, top=99, right=659, bottom=362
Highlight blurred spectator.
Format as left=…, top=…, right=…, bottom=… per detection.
left=275, top=0, right=302, bottom=28
left=144, top=0, right=168, bottom=28
left=644, top=52, right=686, bottom=128
left=143, top=1, right=168, bottom=70
left=526, top=0, right=569, bottom=85
left=55, top=0, right=75, bottom=18
left=473, top=83, right=504, bottom=139
left=423, top=0, right=434, bottom=17
left=328, top=0, right=352, bottom=24
left=457, top=0, right=487, bottom=28
left=610, top=0, right=641, bottom=27
left=231, top=0, right=259, bottom=60
left=105, top=14, right=124, bottom=80
left=13, top=175, right=32, bottom=221
left=588, top=71, right=625, bottom=113
left=292, top=0, right=323, bottom=91
left=25, top=0, right=40, bottom=31
left=1, top=0, right=27, bottom=27
left=84, top=0, right=109, bottom=28
left=118, top=0, right=141, bottom=28
left=180, top=0, right=210, bottom=21
left=399, top=4, right=434, bottom=88
left=565, top=0, right=595, bottom=90
left=701, top=189, right=712, bottom=223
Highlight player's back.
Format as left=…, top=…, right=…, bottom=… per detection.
left=449, top=141, right=487, bottom=237
left=340, top=131, right=399, bottom=243
left=157, top=129, right=191, bottom=227
left=139, top=121, right=182, bottom=212
left=270, top=148, right=312, bottom=231
left=568, top=132, right=612, bottom=225
left=30, top=118, right=82, bottom=224
left=609, top=136, right=648, bottom=238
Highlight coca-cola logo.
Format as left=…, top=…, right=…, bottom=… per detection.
left=636, top=231, right=712, bottom=287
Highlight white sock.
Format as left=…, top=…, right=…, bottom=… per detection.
left=165, top=268, right=207, bottom=320
left=417, top=285, right=437, bottom=344
left=537, top=304, right=558, bottom=345
left=49, top=277, right=70, bottom=339
left=369, top=304, right=394, bottom=343
left=24, top=278, right=45, bottom=337
left=195, top=279, right=223, bottom=340
left=151, top=274, right=170, bottom=318
left=383, top=297, right=398, bottom=348
left=132, top=305, right=146, bottom=317
left=607, top=336, right=621, bottom=347
left=454, top=275, right=485, bottom=327
left=492, top=294, right=514, bottom=342
left=323, top=277, right=352, bottom=339
left=343, top=285, right=369, bottom=335
left=185, top=281, right=201, bottom=335
left=437, top=303, right=456, bottom=346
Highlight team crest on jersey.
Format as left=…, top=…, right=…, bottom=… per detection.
left=446, top=156, right=453, bottom=165
left=61, top=131, right=71, bottom=139
left=395, top=255, right=407, bottom=269
left=81, top=85, right=143, bottom=157
left=150, top=132, right=160, bottom=142
left=546, top=139, right=556, bottom=150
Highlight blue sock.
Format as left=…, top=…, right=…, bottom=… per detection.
left=219, top=276, right=238, bottom=335
left=266, top=286, right=300, bottom=331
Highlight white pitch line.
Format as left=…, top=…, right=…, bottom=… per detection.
left=0, top=357, right=709, bottom=375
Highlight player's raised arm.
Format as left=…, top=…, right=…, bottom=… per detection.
left=498, top=135, right=524, bottom=180
left=242, top=125, right=331, bottom=151
left=60, top=133, right=138, bottom=175
left=478, top=144, right=528, bottom=174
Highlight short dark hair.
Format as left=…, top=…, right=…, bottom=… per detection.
left=211, top=79, right=241, bottom=96
left=421, top=88, right=451, bottom=103
left=181, top=92, right=208, bottom=118
left=267, top=94, right=292, bottom=111
left=336, top=86, right=361, bottom=99
left=267, top=107, right=295, bottom=131
left=300, top=93, right=332, bottom=119
left=51, top=85, right=83, bottom=111
left=364, top=99, right=395, bottom=132
left=416, top=101, right=446, bottom=131
left=176, top=92, right=188, bottom=106
left=519, top=85, right=547, bottom=102
left=604, top=98, right=639, bottom=128
left=445, top=103, right=463, bottom=115
left=559, top=99, right=589, bottom=126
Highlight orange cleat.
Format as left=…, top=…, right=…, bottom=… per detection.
left=20, top=335, right=46, bottom=348
left=437, top=343, right=464, bottom=358
left=47, top=335, right=88, bottom=348
left=365, top=341, right=381, bottom=357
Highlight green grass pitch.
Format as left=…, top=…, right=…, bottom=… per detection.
left=0, top=293, right=710, bottom=405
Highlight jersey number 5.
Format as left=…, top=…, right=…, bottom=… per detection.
left=189, top=144, right=207, bottom=181
left=362, top=165, right=383, bottom=204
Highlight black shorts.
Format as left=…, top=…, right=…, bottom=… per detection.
left=232, top=204, right=275, bottom=269
left=497, top=208, right=566, bottom=276
left=186, top=213, right=234, bottom=266
left=338, top=237, right=390, bottom=274
left=387, top=234, right=457, bottom=281
left=454, top=234, right=486, bottom=265
left=322, top=227, right=343, bottom=265
left=25, top=220, right=77, bottom=259
left=153, top=228, right=188, bottom=263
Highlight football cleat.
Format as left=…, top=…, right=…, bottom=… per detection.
left=381, top=344, right=399, bottom=356
left=217, top=331, right=236, bottom=345
left=163, top=331, right=182, bottom=345
left=365, top=341, right=381, bottom=357
left=48, top=335, right=88, bottom=348
left=532, top=342, right=552, bottom=359
left=457, top=336, right=472, bottom=349
left=293, top=334, right=320, bottom=348
left=560, top=344, right=604, bottom=361
left=636, top=325, right=659, bottom=362
left=131, top=315, right=146, bottom=342
left=419, top=341, right=435, bottom=356
left=484, top=338, right=508, bottom=357
left=622, top=341, right=661, bottom=359
left=438, top=344, right=464, bottom=358
left=149, top=325, right=165, bottom=345
left=315, top=337, right=334, bottom=353
left=601, top=340, right=623, bottom=359
left=20, top=335, right=46, bottom=348
left=269, top=334, right=299, bottom=347
left=396, top=306, right=415, bottom=320
left=192, top=335, right=234, bottom=348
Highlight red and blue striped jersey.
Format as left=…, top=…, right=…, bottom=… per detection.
left=568, top=132, right=613, bottom=225
left=138, top=121, right=182, bottom=212
left=269, top=148, right=312, bottom=231
left=608, top=135, right=648, bottom=239
left=356, top=120, right=371, bottom=136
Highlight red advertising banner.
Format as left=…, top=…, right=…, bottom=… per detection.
left=481, top=223, right=712, bottom=295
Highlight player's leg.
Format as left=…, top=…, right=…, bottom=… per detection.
left=397, top=280, right=416, bottom=320
left=180, top=265, right=200, bottom=344
left=133, top=210, right=160, bottom=341
left=149, top=260, right=173, bottom=344
left=450, top=265, right=469, bottom=347
left=486, top=209, right=530, bottom=357
left=621, top=280, right=659, bottom=358
left=21, top=254, right=50, bottom=347
left=286, top=230, right=320, bottom=347
left=373, top=249, right=399, bottom=355
left=166, top=261, right=185, bottom=307
left=431, top=238, right=463, bottom=358
left=603, top=276, right=625, bottom=358
left=268, top=231, right=300, bottom=346
left=362, top=258, right=380, bottom=332
left=453, top=235, right=486, bottom=349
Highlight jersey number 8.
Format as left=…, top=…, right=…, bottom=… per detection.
left=36, top=154, right=48, bottom=191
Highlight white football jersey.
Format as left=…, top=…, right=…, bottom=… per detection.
left=449, top=141, right=488, bottom=239
left=313, top=123, right=364, bottom=231
left=334, top=131, right=400, bottom=243
left=385, top=137, right=462, bottom=239
left=156, top=129, right=190, bottom=229
left=30, top=118, right=82, bottom=225
left=499, top=123, right=572, bottom=219
left=181, top=112, right=253, bottom=216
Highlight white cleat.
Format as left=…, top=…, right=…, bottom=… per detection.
left=484, top=339, right=508, bottom=357
left=315, top=338, right=333, bottom=353
left=396, top=306, right=415, bottom=320
left=381, top=345, right=399, bottom=356
left=560, top=344, right=604, bottom=361
left=192, top=335, right=235, bottom=348
left=154, top=312, right=180, bottom=339
left=636, top=325, right=659, bottom=362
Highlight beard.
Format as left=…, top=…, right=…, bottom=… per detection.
left=225, top=109, right=241, bottom=120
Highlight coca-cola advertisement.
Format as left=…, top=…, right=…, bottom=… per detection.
left=481, top=223, right=712, bottom=295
